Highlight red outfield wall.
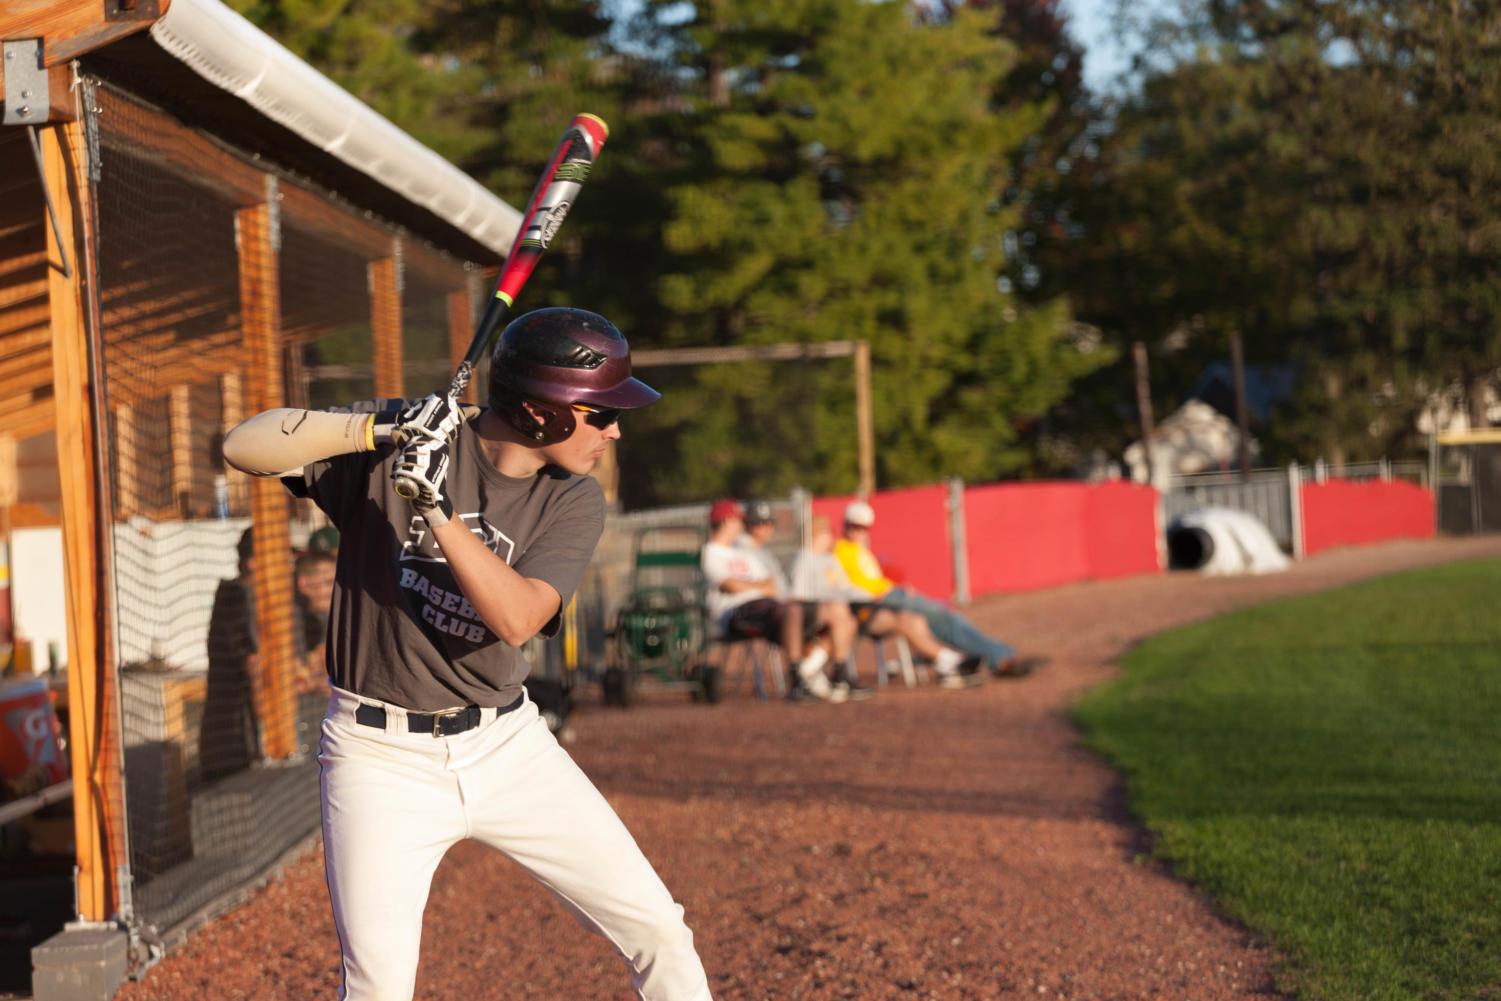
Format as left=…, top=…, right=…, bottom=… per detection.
left=815, top=481, right=1160, bottom=601
left=965, top=481, right=1160, bottom=596
left=1300, top=479, right=1435, bottom=556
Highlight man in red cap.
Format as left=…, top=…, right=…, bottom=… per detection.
left=701, top=499, right=846, bottom=701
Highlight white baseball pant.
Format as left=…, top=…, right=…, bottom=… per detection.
left=318, top=686, right=712, bottom=1001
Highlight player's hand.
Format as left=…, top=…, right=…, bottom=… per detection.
left=391, top=394, right=477, bottom=449
left=392, top=439, right=454, bottom=527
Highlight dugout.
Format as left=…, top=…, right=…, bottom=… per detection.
left=1433, top=429, right=1501, bottom=535
left=0, top=2, right=519, bottom=993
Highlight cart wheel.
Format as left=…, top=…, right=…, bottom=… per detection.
left=699, top=664, right=722, bottom=705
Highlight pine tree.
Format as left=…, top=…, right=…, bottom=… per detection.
left=626, top=0, right=1103, bottom=501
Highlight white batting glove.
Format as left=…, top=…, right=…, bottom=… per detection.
left=392, top=440, right=454, bottom=527
left=391, top=394, right=476, bottom=449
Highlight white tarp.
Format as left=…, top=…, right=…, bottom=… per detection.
left=1167, top=506, right=1290, bottom=576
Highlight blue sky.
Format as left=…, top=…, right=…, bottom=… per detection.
left=1060, top=0, right=1138, bottom=92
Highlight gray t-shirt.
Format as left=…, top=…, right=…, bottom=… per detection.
left=287, top=403, right=604, bottom=711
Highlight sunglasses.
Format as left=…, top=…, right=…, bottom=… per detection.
left=571, top=403, right=623, bottom=429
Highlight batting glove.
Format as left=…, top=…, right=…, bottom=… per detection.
left=392, top=440, right=454, bottom=527
left=391, top=393, right=477, bottom=449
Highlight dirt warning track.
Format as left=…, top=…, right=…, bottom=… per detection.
left=120, top=535, right=1501, bottom=1000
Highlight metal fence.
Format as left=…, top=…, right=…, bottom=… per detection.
left=1161, top=459, right=1427, bottom=554
left=89, top=81, right=479, bottom=941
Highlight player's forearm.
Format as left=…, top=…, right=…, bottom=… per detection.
left=223, top=408, right=387, bottom=476
left=431, top=519, right=560, bottom=645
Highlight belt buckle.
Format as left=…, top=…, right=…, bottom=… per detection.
left=432, top=707, right=471, bottom=737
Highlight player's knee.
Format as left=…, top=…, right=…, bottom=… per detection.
left=629, top=900, right=698, bottom=964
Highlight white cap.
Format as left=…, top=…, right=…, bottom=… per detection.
left=844, top=500, right=875, bottom=527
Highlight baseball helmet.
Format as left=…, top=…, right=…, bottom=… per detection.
left=744, top=500, right=774, bottom=527
left=487, top=307, right=660, bottom=445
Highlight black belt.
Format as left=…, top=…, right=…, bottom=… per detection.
left=354, top=694, right=524, bottom=737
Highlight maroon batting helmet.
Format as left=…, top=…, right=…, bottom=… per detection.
left=487, top=307, right=659, bottom=444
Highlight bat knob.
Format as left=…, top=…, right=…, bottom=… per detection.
left=394, top=475, right=420, bottom=500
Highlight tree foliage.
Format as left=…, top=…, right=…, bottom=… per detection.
left=622, top=0, right=1102, bottom=501
left=1051, top=0, right=1501, bottom=468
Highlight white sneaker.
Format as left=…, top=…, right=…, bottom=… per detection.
left=828, top=684, right=850, bottom=704
left=938, top=672, right=982, bottom=691
left=801, top=668, right=834, bottom=699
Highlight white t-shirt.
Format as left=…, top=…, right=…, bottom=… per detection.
left=789, top=550, right=864, bottom=602
left=738, top=538, right=789, bottom=597
left=701, top=541, right=768, bottom=624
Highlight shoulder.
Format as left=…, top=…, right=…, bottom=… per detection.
left=531, top=469, right=605, bottom=526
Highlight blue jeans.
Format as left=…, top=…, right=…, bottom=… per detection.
left=876, top=588, right=1014, bottom=669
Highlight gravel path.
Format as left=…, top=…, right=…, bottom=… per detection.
left=118, top=535, right=1501, bottom=1001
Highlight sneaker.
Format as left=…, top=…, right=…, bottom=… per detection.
left=938, top=672, right=983, bottom=690
left=957, top=655, right=984, bottom=676
left=828, top=684, right=850, bottom=704
left=991, top=655, right=1049, bottom=679
left=842, top=681, right=876, bottom=702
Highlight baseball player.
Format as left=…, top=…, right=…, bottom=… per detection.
left=223, top=308, right=712, bottom=1001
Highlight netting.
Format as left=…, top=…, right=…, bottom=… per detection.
left=87, top=82, right=486, bottom=938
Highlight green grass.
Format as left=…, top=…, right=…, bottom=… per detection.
left=1073, top=559, right=1501, bottom=1001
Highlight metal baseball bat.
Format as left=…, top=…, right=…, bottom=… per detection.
left=394, top=113, right=609, bottom=500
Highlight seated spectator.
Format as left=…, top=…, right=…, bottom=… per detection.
left=740, top=501, right=867, bottom=701
left=294, top=549, right=336, bottom=691
left=701, top=499, right=846, bottom=702
left=306, top=524, right=339, bottom=557
left=793, top=515, right=979, bottom=690
left=835, top=501, right=1044, bottom=679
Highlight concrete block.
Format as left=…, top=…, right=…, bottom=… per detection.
left=31, top=925, right=128, bottom=1001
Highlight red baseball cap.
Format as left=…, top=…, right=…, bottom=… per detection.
left=709, top=499, right=745, bottom=526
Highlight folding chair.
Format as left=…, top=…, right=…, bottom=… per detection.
left=704, top=616, right=787, bottom=701
left=869, top=631, right=919, bottom=688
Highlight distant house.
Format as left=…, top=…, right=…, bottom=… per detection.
left=1124, top=400, right=1258, bottom=489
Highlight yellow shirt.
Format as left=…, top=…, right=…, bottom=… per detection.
left=833, top=538, right=895, bottom=598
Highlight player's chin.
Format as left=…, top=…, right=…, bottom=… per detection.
left=558, top=453, right=600, bottom=476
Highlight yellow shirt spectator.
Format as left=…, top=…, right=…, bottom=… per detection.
left=834, top=537, right=896, bottom=599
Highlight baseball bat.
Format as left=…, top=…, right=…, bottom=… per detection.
left=394, top=112, right=608, bottom=499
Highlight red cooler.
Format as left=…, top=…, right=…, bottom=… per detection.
left=0, top=678, right=68, bottom=785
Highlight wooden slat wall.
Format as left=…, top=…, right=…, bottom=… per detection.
left=0, top=128, right=53, bottom=442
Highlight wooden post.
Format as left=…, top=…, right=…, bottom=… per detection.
left=448, top=283, right=475, bottom=404
left=220, top=372, right=248, bottom=515
left=854, top=340, right=875, bottom=499
left=370, top=251, right=403, bottom=400
left=43, top=119, right=123, bottom=922
left=169, top=384, right=193, bottom=516
left=236, top=200, right=297, bottom=761
left=1132, top=341, right=1156, bottom=485
left=113, top=405, right=138, bottom=519
left=1230, top=329, right=1252, bottom=480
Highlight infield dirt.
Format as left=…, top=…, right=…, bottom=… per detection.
left=117, top=534, right=1501, bottom=1001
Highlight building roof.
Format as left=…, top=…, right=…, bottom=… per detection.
left=88, top=0, right=518, bottom=261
